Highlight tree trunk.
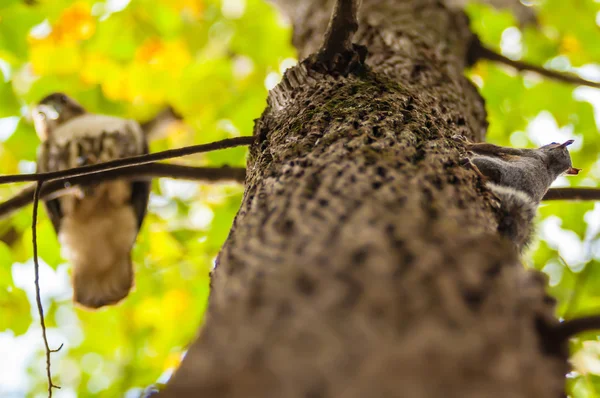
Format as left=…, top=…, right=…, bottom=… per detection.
left=161, top=1, right=567, bottom=397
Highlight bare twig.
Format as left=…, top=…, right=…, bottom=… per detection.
left=543, top=188, right=600, bottom=201
left=32, top=182, right=63, bottom=397
left=319, top=0, right=361, bottom=60
left=469, top=38, right=600, bottom=89
left=0, top=165, right=246, bottom=219
left=0, top=136, right=254, bottom=185
left=309, top=0, right=366, bottom=75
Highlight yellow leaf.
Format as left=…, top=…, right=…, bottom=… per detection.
left=80, top=54, right=122, bottom=85
left=134, top=38, right=191, bottom=76
left=147, top=229, right=184, bottom=263
left=560, top=35, right=581, bottom=55
left=162, top=289, right=191, bottom=319
left=58, top=2, right=96, bottom=41
left=473, top=62, right=488, bottom=79
left=162, top=0, right=204, bottom=19
left=28, top=2, right=96, bottom=46
left=30, top=42, right=82, bottom=75
left=101, top=73, right=131, bottom=102
left=133, top=289, right=191, bottom=329
left=163, top=351, right=183, bottom=370
left=133, top=296, right=162, bottom=328
left=125, top=64, right=167, bottom=104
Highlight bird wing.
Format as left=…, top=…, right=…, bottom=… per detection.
left=36, top=142, right=64, bottom=232
left=131, top=138, right=151, bottom=230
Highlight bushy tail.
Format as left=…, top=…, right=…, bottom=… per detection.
left=486, top=182, right=537, bottom=251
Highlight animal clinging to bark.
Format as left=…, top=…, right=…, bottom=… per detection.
left=455, top=136, right=580, bottom=251
left=33, top=93, right=150, bottom=309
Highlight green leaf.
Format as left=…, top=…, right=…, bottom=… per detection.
left=0, top=81, right=20, bottom=117
left=0, top=286, right=31, bottom=336
left=2, top=118, right=39, bottom=161
left=0, top=241, right=14, bottom=287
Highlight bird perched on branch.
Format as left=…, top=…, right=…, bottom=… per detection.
left=33, top=93, right=150, bottom=309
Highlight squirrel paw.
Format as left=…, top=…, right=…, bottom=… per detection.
left=452, top=134, right=470, bottom=144
left=460, top=157, right=488, bottom=182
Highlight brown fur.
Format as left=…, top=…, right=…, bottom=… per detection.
left=59, top=181, right=138, bottom=308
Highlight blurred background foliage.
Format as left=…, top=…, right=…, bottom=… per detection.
left=468, top=1, right=600, bottom=396
left=0, top=0, right=294, bottom=397
left=0, top=0, right=599, bottom=397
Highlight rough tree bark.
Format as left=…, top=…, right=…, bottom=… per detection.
left=161, top=1, right=568, bottom=397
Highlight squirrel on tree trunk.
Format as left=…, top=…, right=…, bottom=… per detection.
left=454, top=136, right=581, bottom=251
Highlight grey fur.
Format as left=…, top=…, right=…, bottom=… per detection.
left=457, top=137, right=579, bottom=251
left=486, top=183, right=537, bottom=250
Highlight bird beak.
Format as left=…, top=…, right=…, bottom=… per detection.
left=566, top=167, right=581, bottom=175
left=559, top=140, right=575, bottom=148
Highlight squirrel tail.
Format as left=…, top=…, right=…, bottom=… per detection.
left=486, top=182, right=537, bottom=251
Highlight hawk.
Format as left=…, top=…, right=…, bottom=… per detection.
left=33, top=93, right=150, bottom=309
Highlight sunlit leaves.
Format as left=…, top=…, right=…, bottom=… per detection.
left=2, top=119, right=39, bottom=161
left=0, top=287, right=32, bottom=336
left=0, top=85, right=20, bottom=119
left=0, top=3, right=46, bottom=60
left=0, top=240, right=32, bottom=336
left=466, top=3, right=517, bottom=46
left=466, top=2, right=600, bottom=397
left=537, top=0, right=600, bottom=65
left=31, top=42, right=83, bottom=75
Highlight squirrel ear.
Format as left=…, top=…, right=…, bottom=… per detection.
left=560, top=139, right=575, bottom=148
left=566, top=167, right=581, bottom=175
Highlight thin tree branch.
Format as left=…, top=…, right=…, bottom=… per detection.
left=32, top=182, right=63, bottom=397
left=0, top=136, right=254, bottom=185
left=468, top=38, right=600, bottom=89
left=543, top=188, right=600, bottom=201
left=2, top=174, right=595, bottom=221
left=0, top=165, right=246, bottom=219
left=319, top=0, right=361, bottom=60
left=552, top=315, right=600, bottom=344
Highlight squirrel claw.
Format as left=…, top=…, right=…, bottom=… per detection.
left=460, top=157, right=488, bottom=182
left=452, top=134, right=470, bottom=143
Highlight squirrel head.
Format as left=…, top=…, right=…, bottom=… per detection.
left=539, top=140, right=581, bottom=179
